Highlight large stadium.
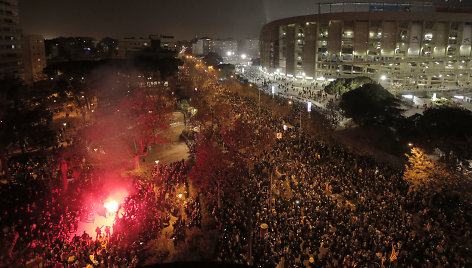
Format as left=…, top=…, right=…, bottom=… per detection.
left=259, top=1, right=472, bottom=91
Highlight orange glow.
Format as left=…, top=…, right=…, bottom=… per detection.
left=104, top=200, right=119, bottom=213
left=73, top=188, right=129, bottom=240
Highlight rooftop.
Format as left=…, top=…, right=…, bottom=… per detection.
left=313, top=1, right=472, bottom=14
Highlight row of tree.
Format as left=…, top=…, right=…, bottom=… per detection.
left=178, top=59, right=275, bottom=206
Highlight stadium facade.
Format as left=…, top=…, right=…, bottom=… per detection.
left=259, top=2, right=472, bottom=91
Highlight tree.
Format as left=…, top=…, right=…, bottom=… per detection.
left=221, top=119, right=253, bottom=154
left=97, top=37, right=118, bottom=58
left=217, top=63, right=235, bottom=76
left=339, top=83, right=403, bottom=126
left=188, top=129, right=243, bottom=206
left=0, top=79, right=57, bottom=181
left=120, top=91, right=173, bottom=169
left=0, top=79, right=55, bottom=155
left=188, top=135, right=229, bottom=205
left=324, top=76, right=374, bottom=95
left=414, top=107, right=472, bottom=163
left=202, top=52, right=223, bottom=67
left=404, top=147, right=450, bottom=194
left=82, top=90, right=173, bottom=169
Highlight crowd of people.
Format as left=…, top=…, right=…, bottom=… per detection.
left=0, top=88, right=204, bottom=268
left=244, top=67, right=332, bottom=107
left=252, top=76, right=344, bottom=127
left=1, top=158, right=205, bottom=266
left=187, top=60, right=472, bottom=267
left=1, top=57, right=471, bottom=267
left=1, top=60, right=201, bottom=266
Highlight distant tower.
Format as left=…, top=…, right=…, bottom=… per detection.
left=22, top=35, right=46, bottom=83
left=0, top=0, right=22, bottom=80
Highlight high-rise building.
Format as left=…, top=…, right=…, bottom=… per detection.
left=209, top=38, right=238, bottom=59
left=192, top=38, right=211, bottom=56
left=260, top=2, right=472, bottom=91
left=22, top=35, right=46, bottom=83
left=239, top=38, right=260, bottom=59
left=0, top=0, right=22, bottom=80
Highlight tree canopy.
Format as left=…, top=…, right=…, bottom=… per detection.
left=412, top=107, right=472, bottom=162
left=217, top=64, right=235, bottom=76
left=82, top=91, right=174, bottom=169
left=0, top=79, right=57, bottom=180
left=324, top=76, right=374, bottom=95
left=43, top=58, right=183, bottom=80
left=404, top=147, right=450, bottom=194
left=202, top=52, right=223, bottom=67
left=339, top=83, right=403, bottom=126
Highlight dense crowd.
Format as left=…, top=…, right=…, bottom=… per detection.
left=248, top=75, right=343, bottom=126
left=1, top=143, right=200, bottom=266
left=189, top=63, right=472, bottom=267
left=1, top=58, right=471, bottom=267
left=244, top=67, right=332, bottom=105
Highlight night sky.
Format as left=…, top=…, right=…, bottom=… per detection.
left=19, top=0, right=327, bottom=40
left=19, top=0, right=468, bottom=40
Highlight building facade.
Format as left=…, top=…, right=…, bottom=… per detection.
left=0, top=0, right=22, bottom=80
left=160, top=35, right=176, bottom=51
left=239, top=38, right=260, bottom=59
left=116, top=37, right=150, bottom=58
left=192, top=38, right=211, bottom=56
left=209, top=39, right=238, bottom=57
left=260, top=3, right=472, bottom=90
left=22, top=35, right=46, bottom=83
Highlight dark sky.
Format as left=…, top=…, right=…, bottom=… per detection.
left=19, top=0, right=467, bottom=40
left=19, top=0, right=325, bottom=40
